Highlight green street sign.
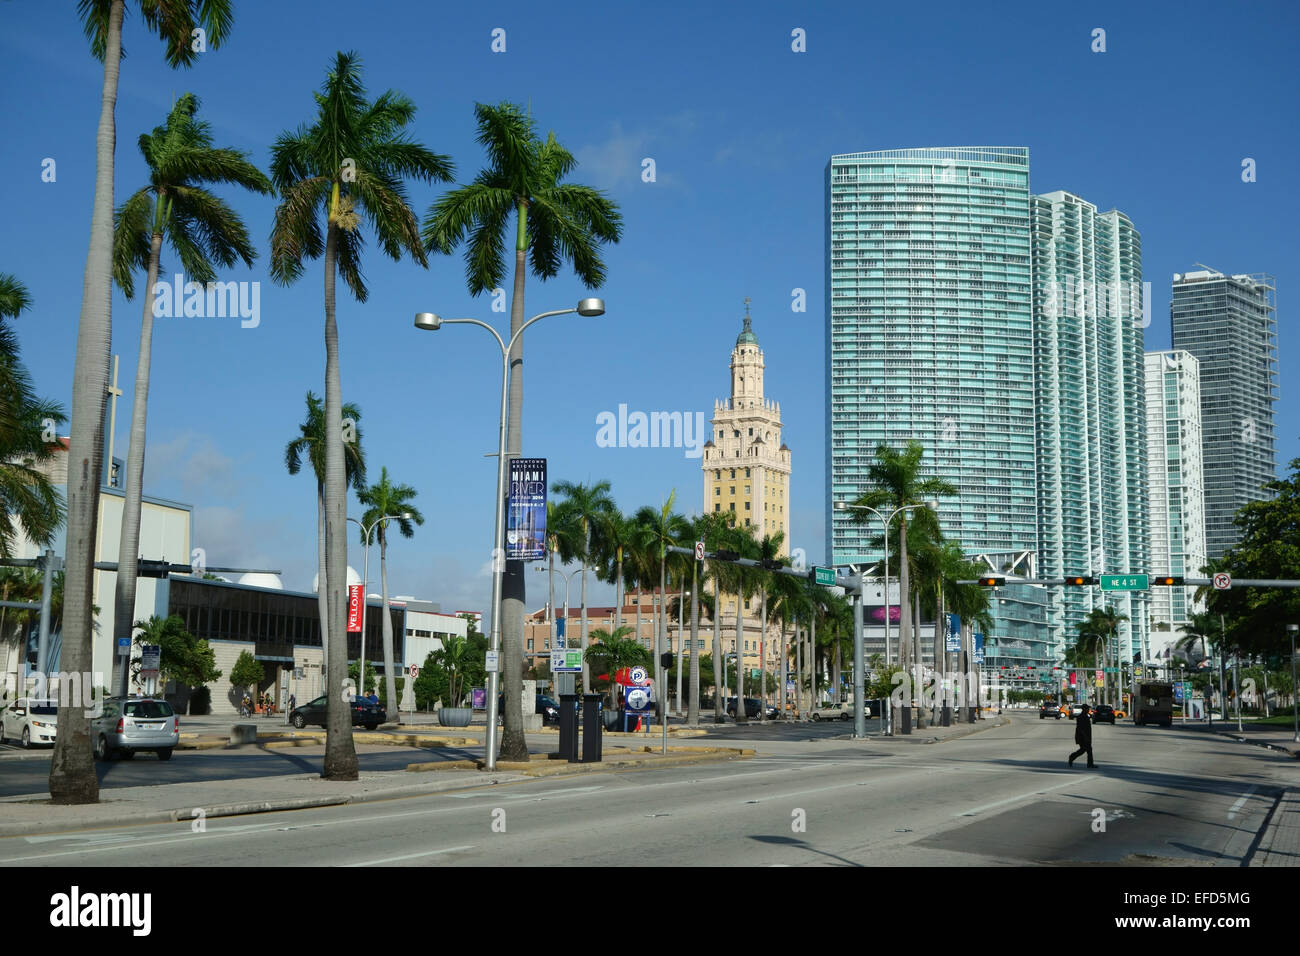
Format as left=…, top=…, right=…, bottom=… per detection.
left=813, top=566, right=836, bottom=587
left=1100, top=573, right=1149, bottom=591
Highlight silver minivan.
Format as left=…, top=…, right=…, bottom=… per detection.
left=91, top=696, right=179, bottom=761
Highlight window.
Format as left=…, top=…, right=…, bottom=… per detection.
left=745, top=468, right=751, bottom=477
left=526, top=639, right=534, bottom=651
left=715, top=504, right=721, bottom=512
left=730, top=486, right=735, bottom=494
left=744, top=502, right=751, bottom=510
left=748, top=428, right=753, bottom=436
left=745, top=485, right=750, bottom=494
left=730, top=503, right=735, bottom=512
left=730, top=469, right=735, bottom=479
left=715, top=487, right=720, bottom=496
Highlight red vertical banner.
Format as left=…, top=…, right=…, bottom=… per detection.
left=347, top=584, right=363, bottom=633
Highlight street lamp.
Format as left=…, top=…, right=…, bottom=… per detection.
left=1289, top=624, right=1298, bottom=743
left=834, top=499, right=936, bottom=737
left=347, top=512, right=411, bottom=713
left=415, top=299, right=605, bottom=771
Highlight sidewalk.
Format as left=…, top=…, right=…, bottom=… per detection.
left=1176, top=719, right=1300, bottom=758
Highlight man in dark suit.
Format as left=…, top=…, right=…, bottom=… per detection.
left=1069, top=702, right=1096, bottom=768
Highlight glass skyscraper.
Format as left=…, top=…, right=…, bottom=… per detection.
left=825, top=147, right=1036, bottom=565
left=1031, top=190, right=1149, bottom=664
left=1169, top=270, right=1278, bottom=560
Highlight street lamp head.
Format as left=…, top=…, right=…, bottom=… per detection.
left=833, top=501, right=847, bottom=511
left=576, top=298, right=605, bottom=317
left=400, top=512, right=412, bottom=521
left=1289, top=624, right=1298, bottom=634
left=413, top=312, right=441, bottom=331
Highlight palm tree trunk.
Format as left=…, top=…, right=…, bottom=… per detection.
left=580, top=563, right=590, bottom=696
left=111, top=228, right=163, bottom=692
left=498, top=212, right=529, bottom=762
left=322, top=215, right=357, bottom=780
left=795, top=619, right=803, bottom=715
left=379, top=530, right=398, bottom=723
left=614, top=550, right=623, bottom=632
left=675, top=578, right=685, bottom=715
left=758, top=589, right=767, bottom=723
left=711, top=572, right=723, bottom=723
left=688, top=559, right=700, bottom=726
left=316, top=485, right=329, bottom=652
left=898, top=514, right=912, bottom=715
left=51, top=0, right=125, bottom=805
left=656, top=555, right=666, bottom=721
left=810, top=612, right=817, bottom=706
left=635, top=584, right=643, bottom=651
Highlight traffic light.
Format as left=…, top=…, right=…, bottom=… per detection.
left=976, top=575, right=1005, bottom=587
left=761, top=558, right=784, bottom=571
left=137, top=559, right=172, bottom=578
left=1151, top=576, right=1184, bottom=586
left=1062, top=575, right=1096, bottom=586
left=660, top=652, right=674, bottom=669
left=714, top=549, right=739, bottom=562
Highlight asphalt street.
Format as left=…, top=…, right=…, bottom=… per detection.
left=3, top=712, right=1293, bottom=866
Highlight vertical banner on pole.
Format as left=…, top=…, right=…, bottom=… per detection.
left=507, top=458, right=547, bottom=561
left=347, top=585, right=363, bottom=633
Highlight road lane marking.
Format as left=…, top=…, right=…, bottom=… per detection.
left=343, top=845, right=476, bottom=866
left=1227, top=785, right=1257, bottom=819
left=956, top=778, right=1077, bottom=817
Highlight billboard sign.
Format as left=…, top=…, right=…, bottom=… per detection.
left=506, top=457, right=547, bottom=560
left=140, top=644, right=161, bottom=678
left=863, top=604, right=901, bottom=625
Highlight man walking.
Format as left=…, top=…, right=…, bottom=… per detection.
left=1069, top=702, right=1096, bottom=768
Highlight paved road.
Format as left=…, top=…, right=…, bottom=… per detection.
left=4, top=713, right=1293, bottom=866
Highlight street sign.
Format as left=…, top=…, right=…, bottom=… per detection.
left=551, top=650, right=583, bottom=673
left=813, top=566, right=836, bottom=587
left=140, top=644, right=161, bottom=678
left=408, top=664, right=419, bottom=679
left=116, top=637, right=130, bottom=657
left=625, top=686, right=653, bottom=712
left=630, top=666, right=648, bottom=685
left=1213, top=572, right=1232, bottom=590
left=695, top=541, right=705, bottom=561
left=485, top=650, right=499, bottom=672
left=1100, top=574, right=1149, bottom=591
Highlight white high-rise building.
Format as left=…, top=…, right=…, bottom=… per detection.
left=1144, top=350, right=1207, bottom=655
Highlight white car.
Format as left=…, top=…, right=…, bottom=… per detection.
left=810, top=701, right=876, bottom=721
left=1, top=698, right=58, bottom=748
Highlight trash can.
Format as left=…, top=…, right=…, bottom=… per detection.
left=900, top=706, right=912, bottom=735
left=558, top=694, right=579, bottom=763
left=940, top=705, right=951, bottom=727
left=581, top=694, right=603, bottom=763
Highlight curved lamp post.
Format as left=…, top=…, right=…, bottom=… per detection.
left=415, top=299, right=605, bottom=770
left=347, top=512, right=411, bottom=710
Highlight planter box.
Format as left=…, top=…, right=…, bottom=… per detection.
left=437, top=707, right=473, bottom=728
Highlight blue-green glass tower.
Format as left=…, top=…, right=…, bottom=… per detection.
left=825, top=148, right=1036, bottom=565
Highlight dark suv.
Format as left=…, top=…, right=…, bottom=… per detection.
left=726, top=697, right=778, bottom=719
left=1039, top=701, right=1062, bottom=719
left=289, top=695, right=383, bottom=730
left=1091, top=704, right=1116, bottom=724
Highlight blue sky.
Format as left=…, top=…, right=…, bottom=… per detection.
left=3, top=0, right=1297, bottom=618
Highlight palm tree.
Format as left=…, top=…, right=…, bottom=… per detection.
left=0, top=276, right=66, bottom=558
left=53, top=0, right=236, bottom=807
left=423, top=102, right=622, bottom=758
left=584, top=626, right=651, bottom=708
left=285, top=391, right=366, bottom=665
left=270, top=51, right=452, bottom=781
left=431, top=634, right=470, bottom=707
left=696, top=512, right=736, bottom=721
left=1175, top=612, right=1216, bottom=667
left=597, top=509, right=636, bottom=633
left=110, top=93, right=271, bottom=685
left=550, top=480, right=616, bottom=708
left=357, top=467, right=424, bottom=722
left=848, top=441, right=954, bottom=720
left=634, top=493, right=691, bottom=720
left=750, top=530, right=786, bottom=721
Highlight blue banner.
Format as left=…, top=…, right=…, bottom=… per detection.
left=506, top=457, right=547, bottom=560
left=974, top=633, right=985, bottom=664
left=945, top=614, right=962, bottom=653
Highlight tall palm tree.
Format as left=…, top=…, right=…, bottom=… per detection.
left=848, top=441, right=954, bottom=721
left=696, top=511, right=736, bottom=722
left=597, top=509, right=636, bottom=633
left=423, top=102, right=622, bottom=758
left=270, top=51, right=451, bottom=780
left=357, top=467, right=424, bottom=722
left=54, top=0, right=233, bottom=806
left=285, top=391, right=366, bottom=663
left=634, top=493, right=691, bottom=720
left=750, top=530, right=786, bottom=721
left=0, top=276, right=66, bottom=558
left=110, top=93, right=271, bottom=683
left=550, top=480, right=615, bottom=708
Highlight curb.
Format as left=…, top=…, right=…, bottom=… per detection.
left=406, top=746, right=753, bottom=776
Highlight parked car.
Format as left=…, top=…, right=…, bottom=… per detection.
left=0, top=698, right=58, bottom=748
left=726, top=697, right=778, bottom=719
left=1039, top=701, right=1062, bottom=719
left=497, top=694, right=565, bottom=724
left=90, top=696, right=179, bottom=761
left=289, top=694, right=383, bottom=730
left=1091, top=704, right=1117, bottom=724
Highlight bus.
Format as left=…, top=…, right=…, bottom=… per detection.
left=1134, top=682, right=1173, bottom=727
